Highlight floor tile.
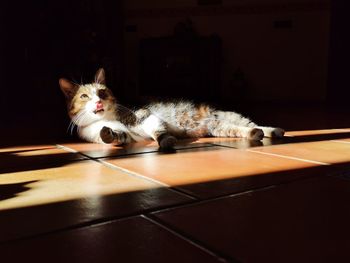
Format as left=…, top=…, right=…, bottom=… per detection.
left=249, top=140, right=350, bottom=165
left=153, top=176, right=350, bottom=263
left=0, top=216, right=225, bottom=263
left=201, top=129, right=350, bottom=149
left=105, top=147, right=322, bottom=198
left=0, top=160, right=191, bottom=242
left=282, top=129, right=350, bottom=145
left=333, top=138, right=350, bottom=143
left=205, top=137, right=287, bottom=149
left=0, top=160, right=164, bottom=210
left=60, top=139, right=213, bottom=158
left=0, top=144, right=86, bottom=174
left=285, top=128, right=350, bottom=137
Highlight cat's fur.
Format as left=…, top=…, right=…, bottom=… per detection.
left=59, top=68, right=284, bottom=149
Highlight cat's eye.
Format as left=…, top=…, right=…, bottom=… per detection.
left=80, top=94, right=89, bottom=99
left=98, top=89, right=108, bottom=100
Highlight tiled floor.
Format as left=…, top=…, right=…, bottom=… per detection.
left=1, top=128, right=350, bottom=262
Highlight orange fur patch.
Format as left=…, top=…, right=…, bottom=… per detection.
left=194, top=104, right=211, bottom=121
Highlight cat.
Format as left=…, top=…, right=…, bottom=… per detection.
left=59, top=68, right=284, bottom=149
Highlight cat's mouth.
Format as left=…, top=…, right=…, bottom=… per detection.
left=94, top=102, right=104, bottom=114
left=94, top=109, right=104, bottom=114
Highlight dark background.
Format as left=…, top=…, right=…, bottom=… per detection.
left=0, top=0, right=349, bottom=143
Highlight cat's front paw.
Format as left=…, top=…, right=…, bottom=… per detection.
left=100, top=126, right=116, bottom=144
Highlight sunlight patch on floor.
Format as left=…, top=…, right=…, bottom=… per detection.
left=0, top=160, right=161, bottom=211
left=285, top=128, right=350, bottom=137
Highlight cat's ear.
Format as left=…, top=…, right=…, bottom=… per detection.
left=95, top=68, right=106, bottom=85
left=59, top=78, right=78, bottom=98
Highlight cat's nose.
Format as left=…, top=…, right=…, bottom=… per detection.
left=96, top=101, right=103, bottom=110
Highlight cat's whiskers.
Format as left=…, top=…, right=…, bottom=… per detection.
left=76, top=115, right=89, bottom=133
left=67, top=118, right=78, bottom=135
left=67, top=114, right=80, bottom=135
left=67, top=121, right=75, bottom=135
left=116, top=104, right=135, bottom=114
left=68, top=111, right=87, bottom=135
left=70, top=77, right=82, bottom=87
left=74, top=111, right=88, bottom=125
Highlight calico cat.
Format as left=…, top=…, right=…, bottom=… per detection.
left=59, top=68, right=284, bottom=149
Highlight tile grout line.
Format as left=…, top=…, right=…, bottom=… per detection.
left=209, top=143, right=239, bottom=149
left=332, top=140, right=350, bottom=144
left=91, top=150, right=159, bottom=160
left=247, top=149, right=330, bottom=165
left=55, top=144, right=199, bottom=200
left=87, top=143, right=215, bottom=160
left=56, top=144, right=171, bottom=187
left=1, top=175, right=322, bottom=245
left=55, top=143, right=216, bottom=158
left=100, top=159, right=169, bottom=186
left=148, top=172, right=329, bottom=218
left=150, top=185, right=277, bottom=216
left=55, top=143, right=331, bottom=212
left=97, top=159, right=199, bottom=201
left=0, top=214, right=142, bottom=245
left=141, top=214, right=234, bottom=263
left=209, top=142, right=330, bottom=165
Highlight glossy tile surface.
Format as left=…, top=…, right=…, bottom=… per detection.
left=285, top=128, right=350, bottom=137
left=105, top=147, right=320, bottom=198
left=0, top=160, right=171, bottom=210
left=204, top=128, right=350, bottom=149
left=153, top=176, right=350, bottom=263
left=250, top=140, right=350, bottom=164
left=333, top=138, right=350, bottom=143
left=60, top=139, right=212, bottom=158
left=0, top=216, right=224, bottom=263
left=2, top=121, right=350, bottom=261
left=0, top=159, right=191, bottom=242
left=207, top=137, right=286, bottom=148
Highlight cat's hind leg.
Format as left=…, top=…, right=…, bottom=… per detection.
left=257, top=126, right=285, bottom=138
left=209, top=126, right=284, bottom=140
left=206, top=110, right=284, bottom=140
left=141, top=114, right=177, bottom=149
left=205, top=110, right=262, bottom=140
left=209, top=125, right=264, bottom=141
left=206, top=112, right=263, bottom=140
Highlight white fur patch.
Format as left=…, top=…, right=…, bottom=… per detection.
left=141, top=115, right=161, bottom=136
left=79, top=120, right=128, bottom=143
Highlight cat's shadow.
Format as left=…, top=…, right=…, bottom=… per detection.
left=120, top=137, right=200, bottom=154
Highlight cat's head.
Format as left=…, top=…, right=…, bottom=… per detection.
left=59, top=68, right=117, bottom=126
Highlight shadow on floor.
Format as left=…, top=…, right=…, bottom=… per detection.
left=0, top=148, right=85, bottom=174
left=0, top=180, right=38, bottom=202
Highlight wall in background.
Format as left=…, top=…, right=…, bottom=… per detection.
left=328, top=0, right=350, bottom=106
left=0, top=0, right=124, bottom=140
left=124, top=0, right=330, bottom=103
